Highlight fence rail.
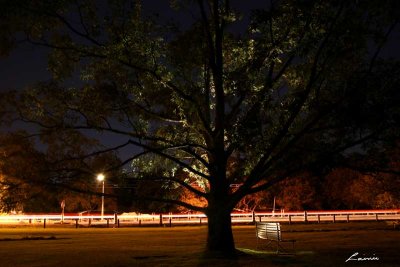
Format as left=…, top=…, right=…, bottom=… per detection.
left=0, top=209, right=399, bottom=228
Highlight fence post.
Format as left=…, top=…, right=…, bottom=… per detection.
left=114, top=213, right=118, bottom=226
left=88, top=218, right=91, bottom=227
left=199, top=217, right=202, bottom=226
left=333, top=214, right=336, bottom=223
left=169, top=217, right=172, bottom=227
left=43, top=219, right=46, bottom=229
left=252, top=212, right=255, bottom=223
left=304, top=211, right=308, bottom=223
left=106, top=219, right=109, bottom=228
left=289, top=215, right=292, bottom=224
left=117, top=219, right=120, bottom=228
left=318, top=214, right=321, bottom=224
left=75, top=219, right=79, bottom=228
left=159, top=214, right=163, bottom=226
left=376, top=214, right=379, bottom=221
left=347, top=214, right=350, bottom=223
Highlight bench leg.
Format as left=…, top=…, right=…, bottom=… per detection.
left=276, top=241, right=296, bottom=255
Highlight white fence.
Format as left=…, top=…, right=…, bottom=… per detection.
left=0, top=209, right=399, bottom=228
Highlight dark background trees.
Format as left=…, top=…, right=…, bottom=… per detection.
left=0, top=0, right=399, bottom=257
left=0, top=131, right=122, bottom=213
left=0, top=132, right=57, bottom=212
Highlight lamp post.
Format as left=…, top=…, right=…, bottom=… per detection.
left=97, top=173, right=105, bottom=220
left=272, top=196, right=276, bottom=217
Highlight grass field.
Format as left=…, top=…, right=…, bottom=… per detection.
left=0, top=221, right=399, bottom=267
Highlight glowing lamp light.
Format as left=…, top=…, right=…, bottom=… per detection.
left=97, top=173, right=105, bottom=182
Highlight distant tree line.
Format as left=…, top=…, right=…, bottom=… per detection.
left=2, top=132, right=398, bottom=213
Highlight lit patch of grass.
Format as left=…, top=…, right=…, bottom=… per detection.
left=238, top=248, right=315, bottom=256
left=237, top=248, right=276, bottom=255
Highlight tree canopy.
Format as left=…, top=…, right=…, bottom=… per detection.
left=1, top=0, right=399, bottom=257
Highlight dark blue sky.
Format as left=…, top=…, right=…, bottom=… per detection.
left=0, top=1, right=271, bottom=93
left=1, top=1, right=398, bottom=93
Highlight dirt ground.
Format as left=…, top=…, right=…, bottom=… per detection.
left=0, top=221, right=398, bottom=267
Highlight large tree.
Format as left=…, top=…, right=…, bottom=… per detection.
left=1, top=0, right=399, bottom=256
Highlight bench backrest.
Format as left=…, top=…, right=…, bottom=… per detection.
left=256, top=222, right=282, bottom=241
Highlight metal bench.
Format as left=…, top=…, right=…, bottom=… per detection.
left=255, top=222, right=296, bottom=254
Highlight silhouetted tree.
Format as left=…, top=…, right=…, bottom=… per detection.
left=1, top=0, right=399, bottom=257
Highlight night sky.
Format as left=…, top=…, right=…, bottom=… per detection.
left=1, top=1, right=399, bottom=93
left=0, top=1, right=271, bottom=93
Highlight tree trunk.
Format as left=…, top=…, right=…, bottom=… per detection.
left=205, top=204, right=236, bottom=257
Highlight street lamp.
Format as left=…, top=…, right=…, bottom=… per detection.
left=97, top=173, right=105, bottom=220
